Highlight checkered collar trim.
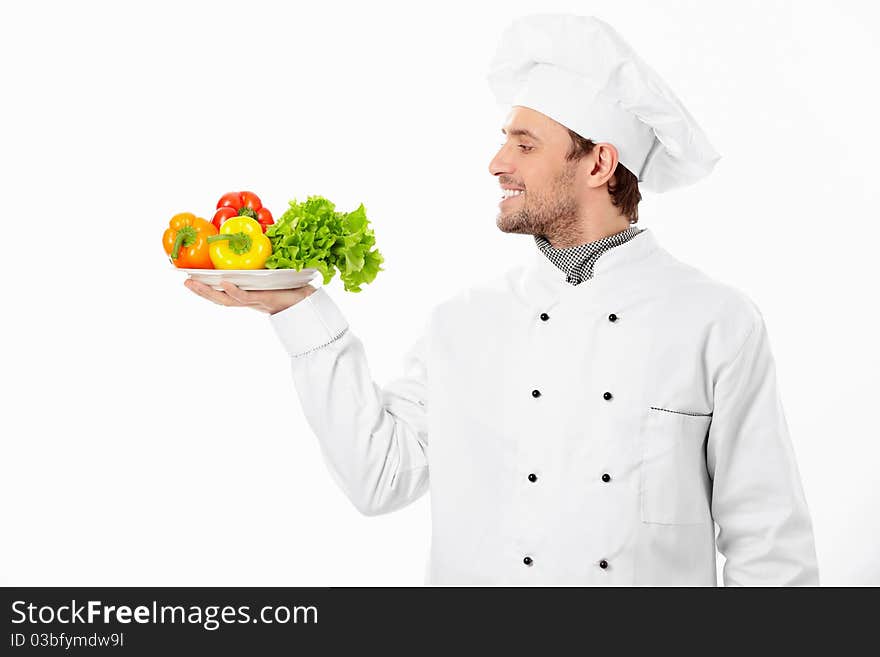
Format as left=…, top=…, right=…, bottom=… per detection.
left=534, top=225, right=645, bottom=285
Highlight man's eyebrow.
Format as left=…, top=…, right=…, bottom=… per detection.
left=501, top=127, right=542, bottom=142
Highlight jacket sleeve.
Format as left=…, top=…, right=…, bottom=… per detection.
left=706, top=307, right=819, bottom=586
left=268, top=287, right=430, bottom=516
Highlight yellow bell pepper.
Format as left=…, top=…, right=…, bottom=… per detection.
left=207, top=216, right=272, bottom=269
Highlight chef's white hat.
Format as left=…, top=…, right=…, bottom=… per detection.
left=487, top=13, right=721, bottom=193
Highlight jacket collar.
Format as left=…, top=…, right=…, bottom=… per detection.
left=520, top=227, right=661, bottom=309
left=534, top=225, right=645, bottom=284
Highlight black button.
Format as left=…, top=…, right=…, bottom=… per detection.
left=528, top=473, right=538, bottom=483
left=601, top=473, right=611, bottom=483
left=608, top=313, right=618, bottom=322
left=532, top=389, right=541, bottom=398
left=523, top=556, right=533, bottom=566
left=603, top=391, right=613, bottom=400
left=540, top=312, right=550, bottom=321
left=599, top=559, right=608, bottom=569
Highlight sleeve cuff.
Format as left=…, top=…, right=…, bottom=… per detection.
left=268, top=287, right=349, bottom=357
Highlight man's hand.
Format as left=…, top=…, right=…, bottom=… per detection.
left=184, top=279, right=317, bottom=315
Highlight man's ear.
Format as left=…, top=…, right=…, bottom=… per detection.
left=588, top=143, right=620, bottom=188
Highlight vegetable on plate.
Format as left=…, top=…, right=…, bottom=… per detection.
left=264, top=195, right=384, bottom=293
left=207, top=216, right=272, bottom=270
left=163, top=212, right=218, bottom=269
left=212, top=191, right=274, bottom=233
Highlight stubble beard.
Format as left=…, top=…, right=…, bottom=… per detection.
left=496, top=163, right=580, bottom=242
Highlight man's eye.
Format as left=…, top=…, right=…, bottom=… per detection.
left=497, top=143, right=533, bottom=152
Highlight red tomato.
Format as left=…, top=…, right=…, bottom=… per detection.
left=212, top=206, right=239, bottom=231
left=213, top=191, right=271, bottom=231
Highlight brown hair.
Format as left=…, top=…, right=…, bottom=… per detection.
left=564, top=128, right=642, bottom=223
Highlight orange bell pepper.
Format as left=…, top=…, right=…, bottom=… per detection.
left=163, top=213, right=218, bottom=269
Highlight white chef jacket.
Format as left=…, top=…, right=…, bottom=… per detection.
left=269, top=227, right=819, bottom=586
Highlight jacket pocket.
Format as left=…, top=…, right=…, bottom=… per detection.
left=639, top=406, right=713, bottom=525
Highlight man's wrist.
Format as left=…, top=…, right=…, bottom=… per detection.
left=269, top=285, right=317, bottom=315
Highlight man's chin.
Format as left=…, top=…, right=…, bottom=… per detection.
left=496, top=215, right=536, bottom=236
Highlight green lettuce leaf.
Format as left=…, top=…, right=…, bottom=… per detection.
left=264, top=196, right=385, bottom=293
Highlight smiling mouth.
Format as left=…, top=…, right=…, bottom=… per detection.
left=500, top=190, right=525, bottom=202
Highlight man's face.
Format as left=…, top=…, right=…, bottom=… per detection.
left=488, top=106, right=581, bottom=238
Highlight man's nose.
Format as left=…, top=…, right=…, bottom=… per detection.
left=488, top=147, right=512, bottom=177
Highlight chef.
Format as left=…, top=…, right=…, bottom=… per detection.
left=185, top=13, right=819, bottom=586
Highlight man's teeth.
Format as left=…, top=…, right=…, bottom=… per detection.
left=502, top=189, right=524, bottom=199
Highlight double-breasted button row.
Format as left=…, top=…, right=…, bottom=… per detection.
left=528, top=309, right=617, bottom=573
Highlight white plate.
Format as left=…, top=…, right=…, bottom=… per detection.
left=177, top=267, right=319, bottom=291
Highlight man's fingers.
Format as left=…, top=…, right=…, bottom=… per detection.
left=184, top=279, right=242, bottom=307
left=220, top=281, right=254, bottom=304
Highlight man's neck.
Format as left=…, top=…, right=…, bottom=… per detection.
left=540, top=212, right=634, bottom=248
left=541, top=224, right=634, bottom=248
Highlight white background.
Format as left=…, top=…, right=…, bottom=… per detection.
left=1, top=0, right=878, bottom=586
